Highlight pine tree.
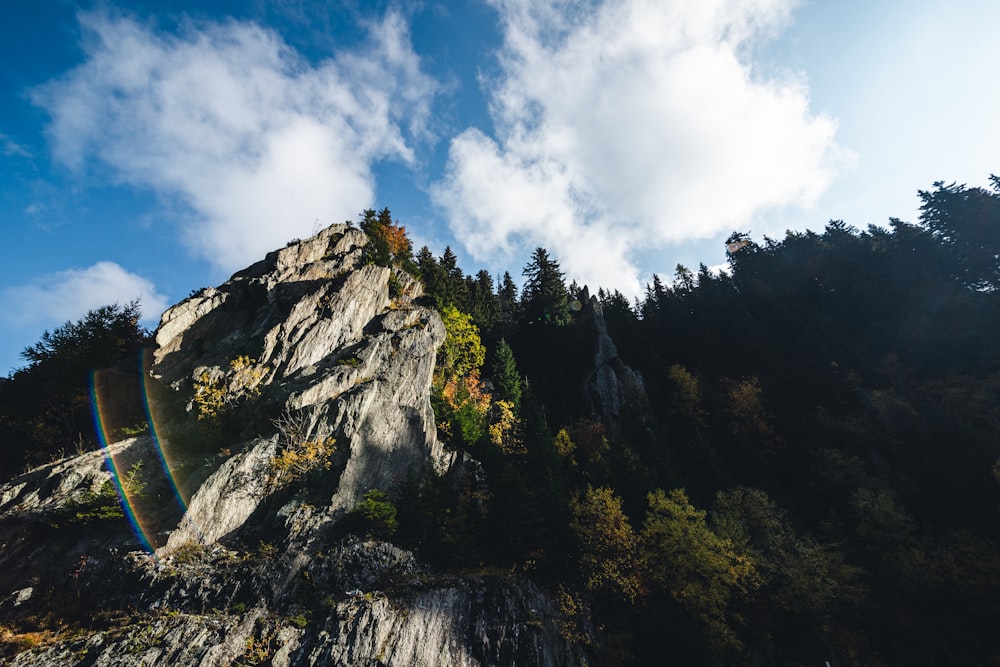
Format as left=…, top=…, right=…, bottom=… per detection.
left=490, top=338, right=522, bottom=409
left=521, top=247, right=571, bottom=326
left=416, top=246, right=446, bottom=307
left=438, top=246, right=469, bottom=309
left=497, top=271, right=520, bottom=334
left=469, top=270, right=499, bottom=334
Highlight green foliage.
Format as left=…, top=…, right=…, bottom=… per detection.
left=496, top=271, right=520, bottom=335
left=286, top=613, right=309, bottom=629
left=917, top=176, right=1000, bottom=290
left=237, top=628, right=275, bottom=666
left=489, top=339, right=522, bottom=409
left=667, top=364, right=705, bottom=428
left=359, top=207, right=415, bottom=271
left=641, top=488, right=757, bottom=653
left=394, top=469, right=484, bottom=567
left=521, top=247, right=571, bottom=326
left=849, top=487, right=917, bottom=556
left=256, top=541, right=279, bottom=559
left=119, top=422, right=150, bottom=437
left=488, top=399, right=523, bottom=454
left=552, top=428, right=575, bottom=460
left=54, top=462, right=146, bottom=527
left=724, top=375, right=774, bottom=439
left=353, top=489, right=398, bottom=538
left=432, top=374, right=490, bottom=448
left=711, top=487, right=864, bottom=657
left=0, top=301, right=151, bottom=477
left=7, top=176, right=1000, bottom=665
left=170, top=539, right=208, bottom=565
left=437, top=305, right=485, bottom=379
left=432, top=306, right=492, bottom=449
left=20, top=301, right=149, bottom=368
left=65, top=481, right=124, bottom=524
left=387, top=275, right=403, bottom=298
left=570, top=486, right=643, bottom=602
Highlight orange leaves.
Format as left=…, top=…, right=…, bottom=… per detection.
left=439, top=369, right=491, bottom=416
left=383, top=222, right=411, bottom=259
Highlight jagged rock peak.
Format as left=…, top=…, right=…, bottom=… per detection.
left=153, top=223, right=423, bottom=387
left=145, top=222, right=448, bottom=550
left=577, top=285, right=649, bottom=427
left=0, top=222, right=582, bottom=666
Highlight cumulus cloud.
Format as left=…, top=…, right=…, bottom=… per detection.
left=432, top=0, right=848, bottom=294
left=0, top=262, right=169, bottom=328
left=32, top=11, right=437, bottom=272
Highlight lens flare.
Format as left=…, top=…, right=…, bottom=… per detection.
left=89, top=368, right=156, bottom=554
left=139, top=349, right=206, bottom=546
left=140, top=349, right=189, bottom=511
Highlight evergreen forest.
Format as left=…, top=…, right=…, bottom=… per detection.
left=2, top=179, right=999, bottom=665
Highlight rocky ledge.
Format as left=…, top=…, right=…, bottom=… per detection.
left=0, top=223, right=581, bottom=666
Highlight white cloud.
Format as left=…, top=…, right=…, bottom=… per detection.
left=0, top=262, right=169, bottom=328
left=0, top=132, right=31, bottom=158
left=432, top=0, right=848, bottom=294
left=32, top=10, right=438, bottom=272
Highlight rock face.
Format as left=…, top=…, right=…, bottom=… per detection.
left=0, top=224, right=579, bottom=666
left=578, top=287, right=648, bottom=431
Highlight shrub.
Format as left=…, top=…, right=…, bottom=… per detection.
left=193, top=356, right=267, bottom=420
left=171, top=539, right=207, bottom=565
left=269, top=407, right=335, bottom=484
left=353, top=489, right=398, bottom=538
left=53, top=461, right=146, bottom=526
left=287, top=613, right=309, bottom=628
left=388, top=275, right=403, bottom=298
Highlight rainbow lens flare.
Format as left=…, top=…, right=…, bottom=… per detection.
left=90, top=367, right=156, bottom=554
left=89, top=349, right=207, bottom=553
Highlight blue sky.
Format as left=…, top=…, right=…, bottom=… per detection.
left=2, top=0, right=998, bottom=375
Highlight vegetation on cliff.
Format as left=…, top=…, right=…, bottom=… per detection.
left=396, top=176, right=1000, bottom=665
left=1, top=178, right=998, bottom=665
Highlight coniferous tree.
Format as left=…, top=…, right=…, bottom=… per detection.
left=521, top=247, right=571, bottom=326
left=438, top=246, right=469, bottom=309
left=468, top=270, right=499, bottom=335
left=416, top=246, right=445, bottom=304
left=489, top=339, right=522, bottom=410
left=497, top=271, right=521, bottom=336
left=917, top=177, right=1000, bottom=290
left=1, top=301, right=151, bottom=477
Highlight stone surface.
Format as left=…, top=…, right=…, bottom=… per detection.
left=0, top=223, right=579, bottom=666
left=578, top=287, right=648, bottom=429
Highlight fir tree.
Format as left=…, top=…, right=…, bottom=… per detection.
left=521, top=247, right=571, bottom=326
left=490, top=338, right=522, bottom=410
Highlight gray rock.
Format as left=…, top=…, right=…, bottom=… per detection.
left=0, top=223, right=580, bottom=666
left=578, top=287, right=649, bottom=429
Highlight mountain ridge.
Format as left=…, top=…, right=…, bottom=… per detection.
left=0, top=221, right=582, bottom=666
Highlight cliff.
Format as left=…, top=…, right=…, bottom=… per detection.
left=0, top=224, right=580, bottom=666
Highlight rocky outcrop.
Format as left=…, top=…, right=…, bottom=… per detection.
left=152, top=223, right=448, bottom=548
left=6, top=538, right=577, bottom=667
left=0, top=223, right=579, bottom=666
left=577, top=287, right=648, bottom=430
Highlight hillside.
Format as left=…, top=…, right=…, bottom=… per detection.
left=1, top=179, right=999, bottom=665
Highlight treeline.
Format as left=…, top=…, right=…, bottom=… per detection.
left=1, top=180, right=998, bottom=664
left=391, top=179, right=1000, bottom=665
left=0, top=302, right=151, bottom=479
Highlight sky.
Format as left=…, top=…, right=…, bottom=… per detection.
left=2, top=0, right=999, bottom=376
